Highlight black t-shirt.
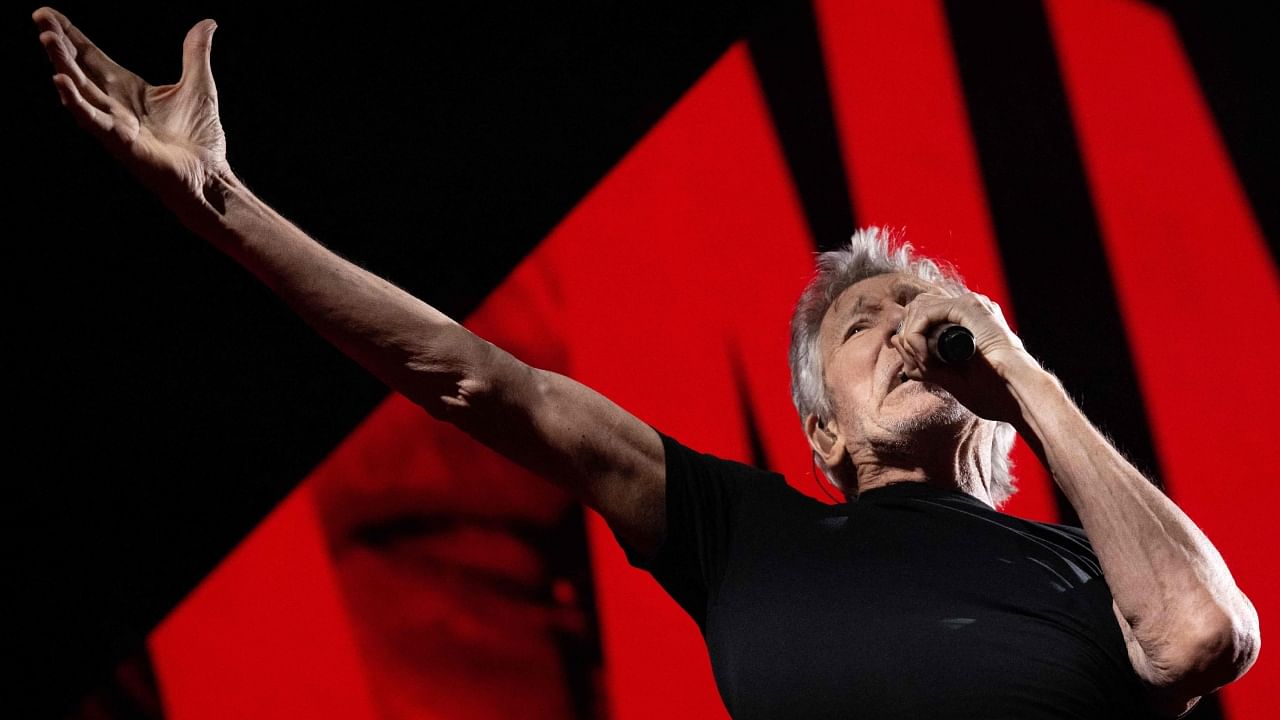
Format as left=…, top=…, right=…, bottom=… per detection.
left=619, top=430, right=1158, bottom=719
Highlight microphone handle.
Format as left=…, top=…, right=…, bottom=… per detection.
left=928, top=324, right=975, bottom=365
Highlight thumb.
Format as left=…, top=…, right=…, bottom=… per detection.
left=180, top=19, right=218, bottom=94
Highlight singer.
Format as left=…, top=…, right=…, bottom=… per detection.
left=33, top=7, right=1258, bottom=719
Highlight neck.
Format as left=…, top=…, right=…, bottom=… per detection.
left=849, top=417, right=995, bottom=505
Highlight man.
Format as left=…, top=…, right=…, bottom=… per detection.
left=33, top=7, right=1258, bottom=718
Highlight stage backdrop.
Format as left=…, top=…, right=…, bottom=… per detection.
left=17, top=1, right=1277, bottom=718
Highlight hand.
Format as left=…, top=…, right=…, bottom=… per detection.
left=33, top=7, right=229, bottom=206
left=891, top=290, right=1041, bottom=424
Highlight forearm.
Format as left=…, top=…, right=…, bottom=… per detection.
left=1005, top=361, right=1258, bottom=682
left=149, top=167, right=666, bottom=548
left=171, top=167, right=503, bottom=413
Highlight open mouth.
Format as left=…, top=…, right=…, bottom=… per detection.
left=343, top=512, right=591, bottom=653
left=351, top=513, right=554, bottom=601
left=889, top=365, right=910, bottom=392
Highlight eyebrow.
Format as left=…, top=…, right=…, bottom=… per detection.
left=843, top=281, right=930, bottom=319
left=848, top=296, right=881, bottom=316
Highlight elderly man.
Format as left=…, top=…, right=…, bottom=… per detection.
left=34, top=7, right=1258, bottom=719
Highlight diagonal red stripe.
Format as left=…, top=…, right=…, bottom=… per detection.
left=148, top=38, right=821, bottom=720
left=148, top=485, right=379, bottom=720
left=523, top=41, right=818, bottom=719
left=814, top=0, right=1059, bottom=523
left=1046, top=0, right=1279, bottom=715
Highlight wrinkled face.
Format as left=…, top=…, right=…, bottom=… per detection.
left=815, top=273, right=971, bottom=464
left=312, top=398, right=585, bottom=720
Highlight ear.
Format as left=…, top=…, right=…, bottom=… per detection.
left=804, top=413, right=848, bottom=476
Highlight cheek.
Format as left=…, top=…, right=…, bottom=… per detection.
left=824, top=349, right=874, bottom=415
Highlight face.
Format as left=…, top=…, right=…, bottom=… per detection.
left=311, top=398, right=588, bottom=720
left=813, top=273, right=972, bottom=471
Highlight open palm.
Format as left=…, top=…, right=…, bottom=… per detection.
left=33, top=6, right=228, bottom=200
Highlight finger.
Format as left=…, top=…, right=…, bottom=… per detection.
left=900, top=339, right=928, bottom=380
left=900, top=300, right=938, bottom=362
left=893, top=335, right=919, bottom=374
left=34, top=7, right=136, bottom=89
left=52, top=73, right=113, bottom=136
left=179, top=20, right=219, bottom=95
left=913, top=291, right=952, bottom=304
left=31, top=7, right=62, bottom=36
left=39, top=30, right=115, bottom=115
left=902, top=325, right=928, bottom=366
left=975, top=293, right=1010, bottom=325
left=908, top=292, right=963, bottom=320
left=38, top=29, right=80, bottom=81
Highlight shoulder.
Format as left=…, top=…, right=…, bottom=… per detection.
left=625, top=429, right=814, bottom=626
left=655, top=429, right=796, bottom=498
left=655, top=425, right=824, bottom=515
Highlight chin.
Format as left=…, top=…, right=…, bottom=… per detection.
left=887, top=388, right=971, bottom=437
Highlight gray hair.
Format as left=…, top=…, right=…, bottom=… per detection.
left=788, top=227, right=1017, bottom=507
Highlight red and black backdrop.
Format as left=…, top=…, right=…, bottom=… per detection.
left=17, top=1, right=1277, bottom=718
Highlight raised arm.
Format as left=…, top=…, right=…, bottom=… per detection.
left=895, top=290, right=1261, bottom=718
left=32, top=6, right=666, bottom=557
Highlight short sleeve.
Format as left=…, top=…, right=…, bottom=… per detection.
left=614, top=429, right=786, bottom=629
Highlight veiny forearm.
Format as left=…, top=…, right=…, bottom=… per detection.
left=169, top=167, right=505, bottom=414
left=1006, top=363, right=1258, bottom=685
left=151, top=168, right=667, bottom=550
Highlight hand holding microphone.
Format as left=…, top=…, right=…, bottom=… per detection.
left=892, top=291, right=1041, bottom=425
left=896, top=321, right=976, bottom=365
left=929, top=324, right=975, bottom=365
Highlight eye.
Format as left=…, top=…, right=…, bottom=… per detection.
left=844, top=323, right=867, bottom=341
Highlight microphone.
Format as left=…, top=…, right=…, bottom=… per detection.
left=928, top=324, right=975, bottom=365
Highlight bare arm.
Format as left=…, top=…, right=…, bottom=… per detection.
left=203, top=172, right=665, bottom=552
left=1003, top=366, right=1259, bottom=716
left=896, top=291, right=1261, bottom=717
left=33, top=6, right=666, bottom=557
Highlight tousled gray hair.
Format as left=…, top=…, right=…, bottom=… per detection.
left=788, top=227, right=1017, bottom=507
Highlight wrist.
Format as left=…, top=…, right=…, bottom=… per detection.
left=1003, top=358, right=1066, bottom=439
left=162, top=165, right=243, bottom=238
left=990, top=346, right=1045, bottom=383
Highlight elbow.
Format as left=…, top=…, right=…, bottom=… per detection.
left=401, top=354, right=486, bottom=419
left=1163, top=595, right=1261, bottom=692
left=400, top=326, right=502, bottom=419
left=1210, top=594, right=1261, bottom=683
left=407, top=336, right=535, bottom=428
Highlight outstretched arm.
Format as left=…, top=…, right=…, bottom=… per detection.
left=32, top=6, right=666, bottom=558
left=896, top=290, right=1260, bottom=718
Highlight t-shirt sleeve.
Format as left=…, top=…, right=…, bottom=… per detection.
left=613, top=428, right=784, bottom=629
